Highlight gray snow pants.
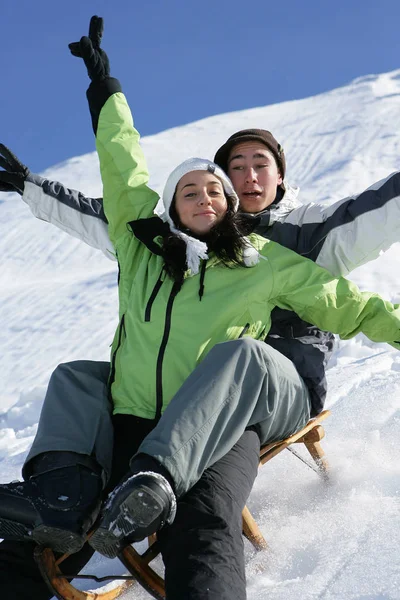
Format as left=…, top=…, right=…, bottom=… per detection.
left=24, top=338, right=311, bottom=497
left=23, top=360, right=113, bottom=484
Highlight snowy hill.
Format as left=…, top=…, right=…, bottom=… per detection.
left=0, top=70, right=399, bottom=598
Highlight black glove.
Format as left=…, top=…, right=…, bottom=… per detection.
left=0, top=144, right=30, bottom=194
left=68, top=15, right=110, bottom=82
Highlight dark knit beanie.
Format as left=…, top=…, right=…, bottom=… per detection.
left=213, top=129, right=286, bottom=180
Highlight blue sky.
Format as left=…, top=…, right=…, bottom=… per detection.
left=2, top=0, right=400, bottom=173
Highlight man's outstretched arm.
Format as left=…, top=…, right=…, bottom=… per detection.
left=269, top=172, right=400, bottom=276
left=0, top=143, right=115, bottom=261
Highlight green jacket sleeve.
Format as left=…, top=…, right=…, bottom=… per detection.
left=267, top=242, right=400, bottom=349
left=95, top=92, right=160, bottom=246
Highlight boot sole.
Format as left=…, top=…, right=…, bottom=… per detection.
left=0, top=516, right=31, bottom=541
left=89, top=485, right=163, bottom=559
left=0, top=516, right=85, bottom=554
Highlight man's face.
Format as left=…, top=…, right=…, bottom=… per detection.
left=227, top=142, right=283, bottom=213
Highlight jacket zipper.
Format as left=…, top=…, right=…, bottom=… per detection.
left=145, top=267, right=165, bottom=322
left=239, top=323, right=250, bottom=338
left=108, top=313, right=126, bottom=395
left=155, top=281, right=181, bottom=421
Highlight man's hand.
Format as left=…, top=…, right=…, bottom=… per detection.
left=0, top=144, right=30, bottom=195
left=69, top=15, right=110, bottom=82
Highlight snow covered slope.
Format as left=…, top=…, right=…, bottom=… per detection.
left=0, top=69, right=399, bottom=598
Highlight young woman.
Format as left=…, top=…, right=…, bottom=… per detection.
left=1, top=18, right=400, bottom=600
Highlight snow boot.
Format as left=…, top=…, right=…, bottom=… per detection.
left=0, top=451, right=103, bottom=554
left=89, top=470, right=177, bottom=558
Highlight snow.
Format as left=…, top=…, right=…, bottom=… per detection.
left=1, top=69, right=400, bottom=598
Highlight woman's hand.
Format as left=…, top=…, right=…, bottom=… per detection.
left=68, top=15, right=110, bottom=82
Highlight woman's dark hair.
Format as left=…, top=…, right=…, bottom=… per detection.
left=161, top=193, right=252, bottom=287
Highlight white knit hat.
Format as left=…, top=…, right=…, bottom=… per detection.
left=158, top=158, right=240, bottom=275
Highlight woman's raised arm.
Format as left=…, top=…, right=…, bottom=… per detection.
left=69, top=16, right=160, bottom=247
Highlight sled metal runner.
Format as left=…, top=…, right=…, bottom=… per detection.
left=35, top=410, right=331, bottom=600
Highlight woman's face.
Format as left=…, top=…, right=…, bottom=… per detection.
left=174, top=171, right=228, bottom=235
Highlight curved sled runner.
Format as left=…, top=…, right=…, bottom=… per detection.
left=35, top=410, right=331, bottom=600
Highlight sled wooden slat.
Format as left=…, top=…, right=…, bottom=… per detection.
left=35, top=546, right=134, bottom=600
left=259, top=409, right=330, bottom=465
left=241, top=410, right=330, bottom=551
left=119, top=544, right=165, bottom=600
left=242, top=505, right=269, bottom=550
left=36, top=410, right=331, bottom=600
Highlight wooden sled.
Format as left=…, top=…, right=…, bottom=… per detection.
left=35, top=409, right=331, bottom=600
